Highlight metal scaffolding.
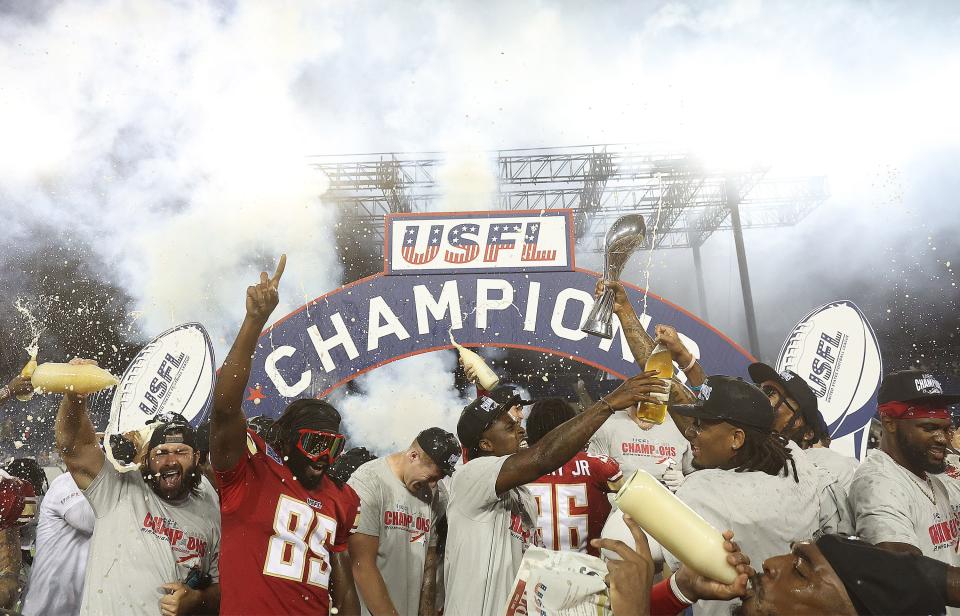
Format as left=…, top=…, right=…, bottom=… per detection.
left=313, top=145, right=829, bottom=358
left=313, top=146, right=827, bottom=251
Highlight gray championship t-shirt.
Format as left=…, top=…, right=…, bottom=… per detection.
left=80, top=462, right=220, bottom=616
left=589, top=412, right=693, bottom=481
left=851, top=449, right=960, bottom=616
left=443, top=455, right=539, bottom=616
left=665, top=448, right=824, bottom=616
left=803, top=446, right=859, bottom=495
left=348, top=458, right=437, bottom=616
left=851, top=449, right=960, bottom=562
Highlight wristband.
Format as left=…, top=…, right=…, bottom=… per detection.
left=669, top=572, right=696, bottom=606
left=598, top=397, right=614, bottom=413
left=681, top=354, right=697, bottom=373
left=0, top=386, right=10, bottom=400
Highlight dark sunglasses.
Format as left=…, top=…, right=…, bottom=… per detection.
left=296, top=429, right=346, bottom=463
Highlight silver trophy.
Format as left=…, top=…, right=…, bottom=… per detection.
left=581, top=214, right=648, bottom=339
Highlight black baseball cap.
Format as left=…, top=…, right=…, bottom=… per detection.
left=670, top=375, right=774, bottom=431
left=878, top=369, right=960, bottom=406
left=416, top=427, right=461, bottom=476
left=457, top=385, right=532, bottom=451
left=816, top=534, right=948, bottom=615
left=147, top=415, right=198, bottom=452
left=748, top=363, right=829, bottom=437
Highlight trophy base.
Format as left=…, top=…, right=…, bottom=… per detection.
left=581, top=321, right=613, bottom=339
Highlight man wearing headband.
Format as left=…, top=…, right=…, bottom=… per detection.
left=348, top=428, right=460, bottom=615
left=444, top=374, right=667, bottom=616
left=210, top=256, right=362, bottom=616
left=55, top=359, right=221, bottom=616
left=850, top=370, right=960, bottom=574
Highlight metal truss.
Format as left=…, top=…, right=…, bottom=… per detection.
left=311, top=146, right=828, bottom=255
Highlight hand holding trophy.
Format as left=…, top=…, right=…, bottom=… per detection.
left=581, top=214, right=647, bottom=339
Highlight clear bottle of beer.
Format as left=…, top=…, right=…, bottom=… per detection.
left=636, top=342, right=673, bottom=424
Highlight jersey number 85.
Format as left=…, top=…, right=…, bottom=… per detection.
left=264, top=495, right=339, bottom=588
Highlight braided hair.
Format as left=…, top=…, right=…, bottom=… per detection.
left=729, top=426, right=799, bottom=482
left=525, top=398, right=577, bottom=445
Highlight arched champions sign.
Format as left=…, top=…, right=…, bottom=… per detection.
left=242, top=209, right=756, bottom=418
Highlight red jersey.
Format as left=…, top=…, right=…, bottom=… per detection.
left=528, top=451, right=621, bottom=556
left=216, top=429, right=361, bottom=615
left=0, top=472, right=36, bottom=530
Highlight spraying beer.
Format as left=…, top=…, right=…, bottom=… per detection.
left=450, top=333, right=500, bottom=390
left=15, top=350, right=38, bottom=401
left=636, top=342, right=673, bottom=423
left=31, top=362, right=119, bottom=395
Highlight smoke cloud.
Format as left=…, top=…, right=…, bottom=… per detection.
left=1, top=1, right=958, bottom=457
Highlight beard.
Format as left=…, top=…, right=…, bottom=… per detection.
left=896, top=428, right=947, bottom=474
left=286, top=449, right=328, bottom=490
left=141, top=461, right=202, bottom=501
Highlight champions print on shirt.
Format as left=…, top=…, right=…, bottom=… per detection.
left=383, top=505, right=432, bottom=544
left=620, top=439, right=680, bottom=464
left=141, top=511, right=209, bottom=568
left=928, top=504, right=960, bottom=554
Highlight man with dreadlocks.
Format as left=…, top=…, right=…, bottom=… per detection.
left=661, top=375, right=839, bottom=616
left=210, top=256, right=361, bottom=616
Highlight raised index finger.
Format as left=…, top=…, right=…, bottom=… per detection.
left=270, top=254, right=287, bottom=287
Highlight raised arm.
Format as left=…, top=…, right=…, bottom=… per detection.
left=55, top=360, right=105, bottom=491
left=0, top=527, right=19, bottom=609
left=495, top=372, right=668, bottom=495
left=210, top=255, right=285, bottom=472
left=597, top=280, right=699, bottom=425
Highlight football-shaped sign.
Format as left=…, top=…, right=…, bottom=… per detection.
left=107, top=322, right=215, bottom=435
left=776, top=301, right=882, bottom=460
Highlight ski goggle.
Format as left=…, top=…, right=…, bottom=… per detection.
left=296, top=429, right=346, bottom=463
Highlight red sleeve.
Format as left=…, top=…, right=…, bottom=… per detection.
left=214, top=429, right=260, bottom=513
left=329, top=482, right=360, bottom=553
left=0, top=476, right=34, bottom=530
left=586, top=452, right=622, bottom=490
left=650, top=577, right=688, bottom=616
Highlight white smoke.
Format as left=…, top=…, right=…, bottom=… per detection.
left=1, top=0, right=957, bottom=439
left=0, top=1, right=343, bottom=353
left=331, top=351, right=469, bottom=456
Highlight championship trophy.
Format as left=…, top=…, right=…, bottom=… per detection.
left=581, top=214, right=647, bottom=339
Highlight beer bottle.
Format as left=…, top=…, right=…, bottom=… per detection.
left=450, top=334, right=500, bottom=391
left=636, top=342, right=673, bottom=424
left=615, top=470, right=737, bottom=583
left=15, top=350, right=38, bottom=401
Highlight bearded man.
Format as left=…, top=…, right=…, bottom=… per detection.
left=56, top=359, right=220, bottom=616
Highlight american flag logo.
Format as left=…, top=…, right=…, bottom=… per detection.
left=484, top=222, right=523, bottom=262
left=400, top=224, right=442, bottom=265
left=444, top=223, right=480, bottom=263
left=521, top=222, right=557, bottom=262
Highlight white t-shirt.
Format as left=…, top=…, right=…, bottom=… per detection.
left=665, top=449, right=824, bottom=616
left=79, top=462, right=221, bottom=616
left=21, top=472, right=95, bottom=616
left=443, top=455, right=540, bottom=616
left=803, top=446, right=859, bottom=495
left=589, top=412, right=693, bottom=481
